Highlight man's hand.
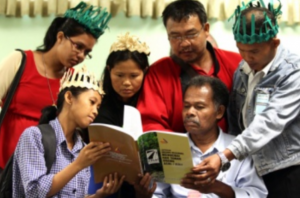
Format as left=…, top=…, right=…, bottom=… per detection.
left=134, top=173, right=157, bottom=198
left=191, top=153, right=222, bottom=185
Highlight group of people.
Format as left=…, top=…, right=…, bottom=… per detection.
left=0, top=0, right=299, bottom=197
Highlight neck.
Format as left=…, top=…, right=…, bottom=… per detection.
left=57, top=111, right=77, bottom=148
left=192, top=48, right=213, bottom=73
left=190, top=126, right=219, bottom=153
left=42, top=50, right=66, bottom=79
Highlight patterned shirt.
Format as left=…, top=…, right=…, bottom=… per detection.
left=13, top=118, right=90, bottom=197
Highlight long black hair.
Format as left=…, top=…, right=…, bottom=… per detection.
left=101, top=50, right=149, bottom=106
left=39, top=86, right=88, bottom=124
left=36, top=18, right=96, bottom=52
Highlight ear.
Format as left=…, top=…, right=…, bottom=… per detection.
left=271, top=37, right=280, bottom=49
left=106, top=65, right=110, bottom=71
left=56, top=31, right=65, bottom=44
left=64, top=90, right=73, bottom=105
left=216, top=105, right=226, bottom=120
left=204, top=22, right=210, bottom=38
left=144, top=66, right=149, bottom=73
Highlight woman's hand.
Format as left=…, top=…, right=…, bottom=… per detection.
left=134, top=173, right=157, bottom=198
left=95, top=173, right=125, bottom=198
left=74, top=142, right=111, bottom=170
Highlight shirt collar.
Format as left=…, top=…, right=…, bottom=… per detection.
left=49, top=118, right=84, bottom=153
left=187, top=128, right=227, bottom=156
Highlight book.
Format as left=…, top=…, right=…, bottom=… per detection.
left=88, top=105, right=193, bottom=184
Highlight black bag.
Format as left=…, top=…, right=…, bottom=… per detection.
left=0, top=49, right=27, bottom=126
left=0, top=124, right=56, bottom=198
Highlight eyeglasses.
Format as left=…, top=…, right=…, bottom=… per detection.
left=168, top=27, right=204, bottom=42
left=66, top=36, right=92, bottom=59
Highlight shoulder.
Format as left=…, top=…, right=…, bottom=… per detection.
left=149, top=57, right=179, bottom=71
left=214, top=48, right=242, bottom=64
left=147, top=57, right=180, bottom=78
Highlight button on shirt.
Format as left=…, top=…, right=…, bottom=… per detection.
left=12, top=118, right=90, bottom=197
left=153, top=129, right=267, bottom=198
left=242, top=60, right=274, bottom=127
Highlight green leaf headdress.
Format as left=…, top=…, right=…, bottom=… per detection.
left=229, top=0, right=282, bottom=44
left=64, top=1, right=112, bottom=39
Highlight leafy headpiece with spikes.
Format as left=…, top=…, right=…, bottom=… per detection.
left=230, top=0, right=282, bottom=44
left=64, top=1, right=111, bottom=39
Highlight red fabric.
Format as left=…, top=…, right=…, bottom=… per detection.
left=0, top=51, right=61, bottom=168
left=137, top=48, right=242, bottom=133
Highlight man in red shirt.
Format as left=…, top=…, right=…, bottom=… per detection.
left=137, top=0, right=242, bottom=133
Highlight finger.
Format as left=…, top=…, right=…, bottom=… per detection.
left=143, top=174, right=152, bottom=189
left=117, top=175, right=126, bottom=189
left=111, top=172, right=119, bottom=191
left=139, top=173, right=149, bottom=186
left=193, top=173, right=218, bottom=186
left=149, top=181, right=157, bottom=193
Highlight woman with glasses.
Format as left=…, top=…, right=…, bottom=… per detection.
left=86, top=33, right=156, bottom=198
left=0, top=2, right=111, bottom=171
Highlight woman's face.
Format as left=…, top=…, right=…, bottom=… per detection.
left=69, top=89, right=102, bottom=128
left=110, top=59, right=145, bottom=102
left=57, top=32, right=96, bottom=68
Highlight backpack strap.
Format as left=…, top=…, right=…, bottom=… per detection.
left=37, top=124, right=56, bottom=174
left=0, top=49, right=27, bottom=127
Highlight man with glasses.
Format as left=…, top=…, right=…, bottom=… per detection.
left=137, top=0, right=241, bottom=133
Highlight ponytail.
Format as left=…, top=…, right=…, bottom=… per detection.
left=39, top=106, right=57, bottom=124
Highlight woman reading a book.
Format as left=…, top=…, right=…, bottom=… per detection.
left=88, top=33, right=156, bottom=198
left=12, top=66, right=127, bottom=197
left=0, top=1, right=111, bottom=172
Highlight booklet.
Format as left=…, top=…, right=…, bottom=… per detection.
left=88, top=106, right=193, bottom=184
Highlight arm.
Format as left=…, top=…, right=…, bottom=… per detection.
left=137, top=66, right=172, bottom=132
left=14, top=127, right=111, bottom=197
left=227, top=68, right=300, bottom=159
left=0, top=51, right=22, bottom=100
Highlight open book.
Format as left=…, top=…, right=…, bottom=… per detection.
left=88, top=106, right=193, bottom=184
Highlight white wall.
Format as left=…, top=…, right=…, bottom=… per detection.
left=0, top=12, right=300, bottom=78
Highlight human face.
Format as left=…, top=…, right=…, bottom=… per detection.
left=110, top=59, right=145, bottom=102
left=166, top=15, right=209, bottom=64
left=182, top=85, right=224, bottom=135
left=57, top=32, right=96, bottom=68
left=236, top=39, right=279, bottom=72
left=69, top=89, right=102, bottom=128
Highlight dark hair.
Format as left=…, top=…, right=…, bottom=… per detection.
left=39, top=87, right=89, bottom=124
left=37, top=18, right=96, bottom=52
left=102, top=50, right=149, bottom=104
left=183, top=76, right=229, bottom=109
left=239, top=5, right=276, bottom=36
left=162, top=0, right=207, bottom=27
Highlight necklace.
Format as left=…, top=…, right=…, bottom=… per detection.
left=42, top=53, right=56, bottom=106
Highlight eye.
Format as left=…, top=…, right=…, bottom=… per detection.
left=117, top=74, right=124, bottom=77
left=90, top=100, right=96, bottom=105
left=74, top=43, right=84, bottom=51
left=131, top=74, right=139, bottom=78
left=195, top=106, right=204, bottom=110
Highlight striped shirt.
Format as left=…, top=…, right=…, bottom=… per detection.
left=13, top=118, right=90, bottom=197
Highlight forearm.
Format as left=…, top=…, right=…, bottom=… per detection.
left=47, top=162, right=82, bottom=197
left=209, top=181, right=235, bottom=198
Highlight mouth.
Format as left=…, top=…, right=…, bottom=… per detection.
left=121, top=89, right=133, bottom=94
left=70, top=59, right=79, bottom=66
left=184, top=120, right=199, bottom=127
left=88, top=116, right=95, bottom=122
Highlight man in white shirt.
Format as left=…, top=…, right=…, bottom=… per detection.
left=153, top=75, right=267, bottom=198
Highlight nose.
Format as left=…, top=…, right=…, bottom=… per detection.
left=92, top=106, right=98, bottom=117
left=186, top=106, right=196, bottom=117
left=122, top=78, right=131, bottom=86
left=243, top=52, right=253, bottom=63
left=179, top=39, right=191, bottom=48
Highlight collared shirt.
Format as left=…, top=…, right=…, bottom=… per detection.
left=153, top=129, right=267, bottom=198
left=241, top=59, right=274, bottom=127
left=13, top=118, right=90, bottom=197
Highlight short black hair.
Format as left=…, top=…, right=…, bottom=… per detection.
left=183, top=75, right=229, bottom=108
left=162, top=0, right=207, bottom=27
left=239, top=4, right=276, bottom=36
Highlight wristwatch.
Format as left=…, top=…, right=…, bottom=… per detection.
left=217, top=152, right=231, bottom=172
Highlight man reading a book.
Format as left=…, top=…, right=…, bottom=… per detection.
left=152, top=75, right=267, bottom=198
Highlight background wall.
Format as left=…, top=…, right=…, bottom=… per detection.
left=0, top=12, right=300, bottom=78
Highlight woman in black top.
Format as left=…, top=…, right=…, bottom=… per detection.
left=88, top=33, right=155, bottom=198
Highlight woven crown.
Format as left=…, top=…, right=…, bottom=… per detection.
left=64, top=1, right=111, bottom=39
left=110, top=32, right=150, bottom=55
left=230, top=0, right=282, bottom=44
left=60, top=66, right=105, bottom=96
